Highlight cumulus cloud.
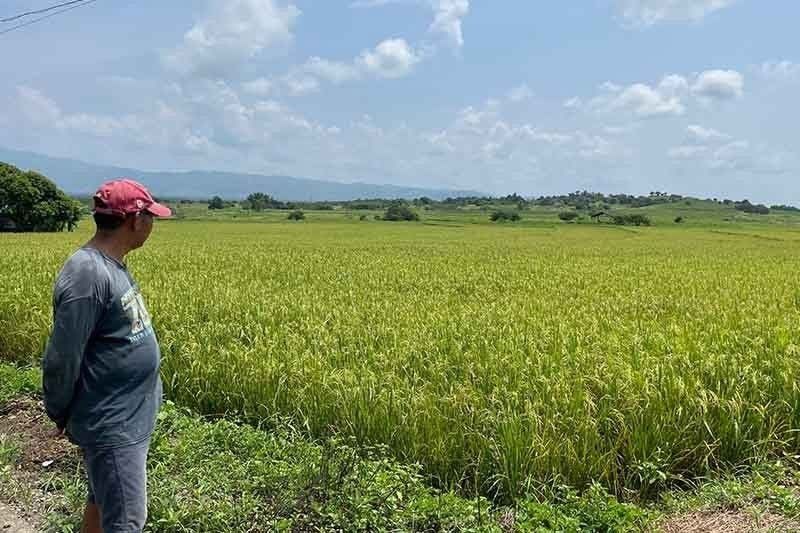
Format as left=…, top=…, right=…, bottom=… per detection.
left=350, top=0, right=469, bottom=49
left=669, top=125, right=793, bottom=175
left=163, top=0, right=301, bottom=79
left=592, top=75, right=688, bottom=117
left=358, top=38, right=421, bottom=78
left=617, top=0, right=737, bottom=27
left=15, top=86, right=215, bottom=154
left=272, top=39, right=421, bottom=96
left=586, top=70, right=742, bottom=118
left=691, top=69, right=743, bottom=100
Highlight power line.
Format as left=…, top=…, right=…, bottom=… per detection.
left=0, top=0, right=99, bottom=37
left=1, top=0, right=89, bottom=23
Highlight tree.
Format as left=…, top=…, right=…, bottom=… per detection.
left=0, top=162, right=82, bottom=232
left=287, top=210, right=305, bottom=221
left=558, top=211, right=580, bottom=222
left=245, top=192, right=286, bottom=211
left=734, top=200, right=770, bottom=215
left=674, top=216, right=684, bottom=224
left=208, top=196, right=225, bottom=210
left=383, top=203, right=419, bottom=221
left=491, top=210, right=521, bottom=222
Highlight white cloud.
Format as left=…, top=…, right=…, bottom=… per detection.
left=358, top=38, right=421, bottom=78
left=282, top=73, right=321, bottom=95
left=586, top=70, right=741, bottom=118
left=16, top=86, right=216, bottom=154
left=614, top=83, right=685, bottom=116
left=563, top=97, right=582, bottom=109
left=507, top=84, right=533, bottom=103
left=241, top=77, right=274, bottom=96
left=303, top=57, right=362, bottom=84
left=760, top=60, right=800, bottom=81
left=686, top=124, right=730, bottom=142
left=593, top=75, right=688, bottom=117
left=349, top=0, right=408, bottom=6
left=275, top=39, right=420, bottom=96
left=668, top=132, right=793, bottom=175
left=16, top=86, right=61, bottom=125
left=617, top=0, right=737, bottom=27
left=163, top=0, right=301, bottom=79
left=668, top=145, right=709, bottom=159
left=348, top=0, right=469, bottom=49
left=429, top=0, right=469, bottom=48
left=691, top=69, right=744, bottom=100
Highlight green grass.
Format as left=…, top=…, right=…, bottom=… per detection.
left=0, top=363, right=652, bottom=532
left=2, top=211, right=800, bottom=504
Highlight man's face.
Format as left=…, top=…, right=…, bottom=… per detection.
left=130, top=211, right=154, bottom=249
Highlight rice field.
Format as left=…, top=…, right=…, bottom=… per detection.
left=2, top=218, right=800, bottom=502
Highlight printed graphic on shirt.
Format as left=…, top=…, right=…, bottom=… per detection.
left=120, top=286, right=154, bottom=343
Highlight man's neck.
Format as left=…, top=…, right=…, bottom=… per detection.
left=86, top=233, right=130, bottom=263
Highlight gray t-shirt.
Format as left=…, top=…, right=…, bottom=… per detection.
left=42, top=246, right=162, bottom=449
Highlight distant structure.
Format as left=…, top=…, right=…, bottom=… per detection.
left=590, top=211, right=614, bottom=223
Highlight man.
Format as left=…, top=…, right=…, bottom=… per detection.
left=42, top=179, right=171, bottom=533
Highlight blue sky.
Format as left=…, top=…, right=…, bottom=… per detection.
left=1, top=0, right=798, bottom=202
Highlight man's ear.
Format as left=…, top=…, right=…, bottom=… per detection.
left=125, top=213, right=139, bottom=231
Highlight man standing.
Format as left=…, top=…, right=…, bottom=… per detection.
left=42, top=179, right=171, bottom=533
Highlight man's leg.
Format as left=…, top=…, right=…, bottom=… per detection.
left=83, top=438, right=150, bottom=533
left=80, top=503, right=102, bottom=533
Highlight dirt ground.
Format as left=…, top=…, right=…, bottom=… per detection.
left=0, top=397, right=81, bottom=532
left=0, top=500, right=38, bottom=532
left=659, top=509, right=800, bottom=532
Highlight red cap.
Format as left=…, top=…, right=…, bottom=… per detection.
left=93, top=179, right=172, bottom=218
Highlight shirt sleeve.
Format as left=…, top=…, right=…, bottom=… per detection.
left=42, top=295, right=104, bottom=428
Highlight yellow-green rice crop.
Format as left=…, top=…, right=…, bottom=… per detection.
left=2, top=219, right=800, bottom=501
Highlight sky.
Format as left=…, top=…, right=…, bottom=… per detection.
left=1, top=0, right=799, bottom=203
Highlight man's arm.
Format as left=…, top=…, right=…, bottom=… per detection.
left=42, top=296, right=103, bottom=429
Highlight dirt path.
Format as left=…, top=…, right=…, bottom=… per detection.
left=0, top=501, right=38, bottom=532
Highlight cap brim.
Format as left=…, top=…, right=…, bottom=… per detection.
left=146, top=202, right=172, bottom=218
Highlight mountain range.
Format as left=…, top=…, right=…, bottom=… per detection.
left=0, top=147, right=481, bottom=201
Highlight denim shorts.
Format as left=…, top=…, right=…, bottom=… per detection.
left=83, top=437, right=150, bottom=533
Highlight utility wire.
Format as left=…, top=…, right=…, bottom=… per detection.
left=0, top=0, right=99, bottom=36
left=1, top=0, right=89, bottom=23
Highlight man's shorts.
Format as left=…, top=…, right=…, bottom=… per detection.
left=83, top=438, right=150, bottom=533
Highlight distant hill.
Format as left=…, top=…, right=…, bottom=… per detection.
left=0, top=147, right=481, bottom=202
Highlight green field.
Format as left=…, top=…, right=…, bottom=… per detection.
left=2, top=205, right=800, bottom=504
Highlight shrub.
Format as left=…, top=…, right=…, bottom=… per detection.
left=613, top=214, right=651, bottom=226
left=674, top=216, right=684, bottom=224
left=558, top=211, right=580, bottom=222
left=491, top=211, right=522, bottom=222
left=287, top=210, right=305, bottom=221
left=383, top=204, right=419, bottom=222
